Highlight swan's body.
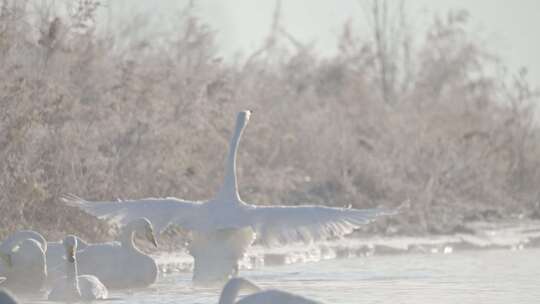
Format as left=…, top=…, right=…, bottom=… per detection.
left=219, top=277, right=323, bottom=304
left=75, top=218, right=158, bottom=289
left=48, top=235, right=108, bottom=301
left=64, top=111, right=397, bottom=283
left=0, top=234, right=47, bottom=293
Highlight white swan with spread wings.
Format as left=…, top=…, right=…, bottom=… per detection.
left=63, top=110, right=397, bottom=283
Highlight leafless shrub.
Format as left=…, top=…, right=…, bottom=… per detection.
left=0, top=0, right=538, bottom=240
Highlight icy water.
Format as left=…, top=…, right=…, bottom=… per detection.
left=23, top=247, right=539, bottom=304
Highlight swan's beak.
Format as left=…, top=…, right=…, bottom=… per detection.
left=67, top=246, right=75, bottom=263
left=0, top=252, right=12, bottom=268
left=147, top=230, right=158, bottom=248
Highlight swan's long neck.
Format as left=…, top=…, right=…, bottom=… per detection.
left=216, top=113, right=249, bottom=203
left=120, top=224, right=137, bottom=251
left=218, top=278, right=260, bottom=304
left=65, top=253, right=80, bottom=295
left=218, top=280, right=241, bottom=304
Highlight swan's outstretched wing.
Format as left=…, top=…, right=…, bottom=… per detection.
left=247, top=205, right=396, bottom=246
left=61, top=194, right=202, bottom=233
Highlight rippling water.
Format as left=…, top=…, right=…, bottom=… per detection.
left=19, top=221, right=540, bottom=304
left=22, top=247, right=536, bottom=304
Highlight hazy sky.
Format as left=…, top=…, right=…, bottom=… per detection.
left=110, top=0, right=540, bottom=87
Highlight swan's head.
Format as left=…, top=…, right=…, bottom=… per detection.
left=237, top=110, right=251, bottom=128
left=0, top=277, right=5, bottom=284
left=62, top=235, right=78, bottom=263
left=131, top=218, right=158, bottom=248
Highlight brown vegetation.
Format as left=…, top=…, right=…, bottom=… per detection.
left=0, top=0, right=539, bottom=241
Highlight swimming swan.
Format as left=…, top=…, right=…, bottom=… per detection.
left=46, top=236, right=89, bottom=284
left=48, top=235, right=108, bottom=301
left=218, top=277, right=323, bottom=304
left=0, top=230, right=89, bottom=285
left=75, top=218, right=158, bottom=289
left=0, top=234, right=47, bottom=293
left=63, top=110, right=397, bottom=282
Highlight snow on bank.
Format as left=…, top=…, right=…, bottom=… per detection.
left=154, top=220, right=540, bottom=273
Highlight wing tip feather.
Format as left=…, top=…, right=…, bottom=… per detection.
left=60, top=193, right=88, bottom=207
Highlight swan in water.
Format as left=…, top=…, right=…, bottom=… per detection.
left=0, top=234, right=47, bottom=293
left=48, top=235, right=108, bottom=301
left=63, top=110, right=398, bottom=283
left=75, top=217, right=158, bottom=289
left=46, top=236, right=89, bottom=283
left=219, top=277, right=323, bottom=304
left=0, top=230, right=88, bottom=285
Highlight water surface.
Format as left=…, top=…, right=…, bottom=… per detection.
left=92, top=248, right=540, bottom=304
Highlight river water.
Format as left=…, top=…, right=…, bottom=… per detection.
left=97, top=248, right=539, bottom=304
left=18, top=221, right=540, bottom=304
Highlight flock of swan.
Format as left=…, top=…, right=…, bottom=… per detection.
left=0, top=111, right=398, bottom=303
left=0, top=219, right=157, bottom=301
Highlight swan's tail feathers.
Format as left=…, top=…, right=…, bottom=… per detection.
left=61, top=193, right=88, bottom=208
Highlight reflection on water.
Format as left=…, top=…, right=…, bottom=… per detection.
left=22, top=248, right=540, bottom=304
